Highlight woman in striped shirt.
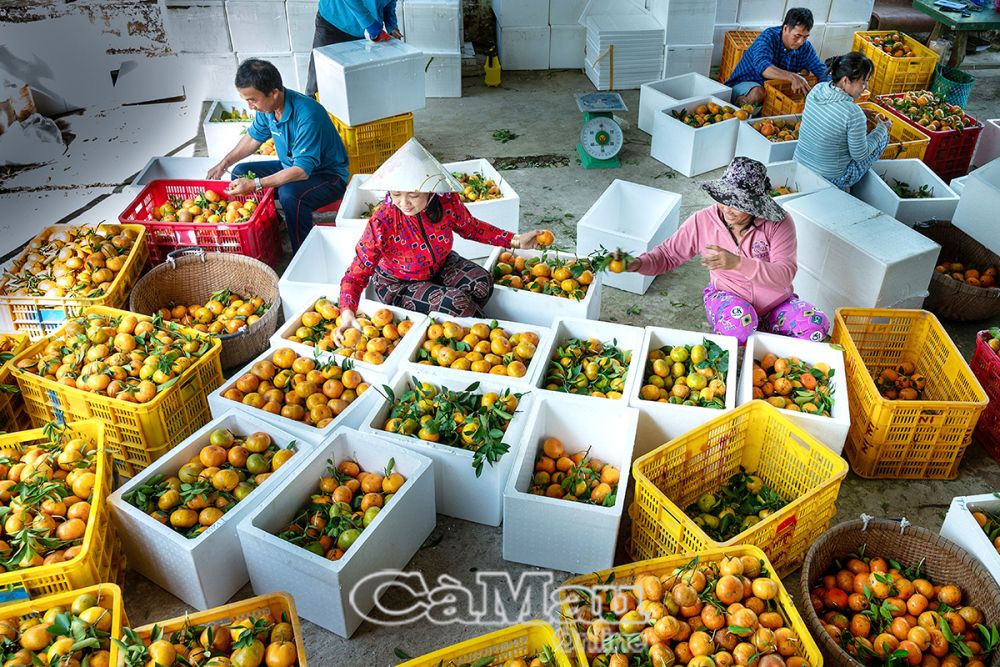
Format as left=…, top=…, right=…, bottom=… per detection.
left=794, top=52, right=892, bottom=190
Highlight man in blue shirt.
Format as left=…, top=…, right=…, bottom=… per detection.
left=305, top=0, right=401, bottom=99
left=208, top=59, right=350, bottom=251
left=726, top=8, right=830, bottom=108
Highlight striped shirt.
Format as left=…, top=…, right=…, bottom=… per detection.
left=793, top=82, right=889, bottom=181
left=725, top=26, right=829, bottom=87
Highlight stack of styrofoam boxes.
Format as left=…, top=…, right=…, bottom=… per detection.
left=584, top=13, right=665, bottom=89
left=646, top=0, right=716, bottom=78
left=853, top=159, right=959, bottom=227
left=940, top=494, right=1000, bottom=587
left=494, top=0, right=550, bottom=70
left=575, top=180, right=681, bottom=295
left=227, top=0, right=298, bottom=89
left=287, top=0, right=315, bottom=94
left=973, top=120, right=1000, bottom=169
left=765, top=160, right=833, bottom=205
left=953, top=157, right=1000, bottom=254
left=550, top=0, right=588, bottom=69
left=713, top=0, right=739, bottom=69
left=651, top=96, right=740, bottom=176
left=821, top=0, right=873, bottom=61
left=405, top=0, right=463, bottom=97
left=163, top=0, right=237, bottom=99
left=783, top=0, right=830, bottom=54
left=784, top=188, right=941, bottom=318
left=737, top=0, right=783, bottom=34
left=638, top=73, right=731, bottom=134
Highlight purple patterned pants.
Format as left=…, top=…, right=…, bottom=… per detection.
left=703, top=285, right=831, bottom=345
left=371, top=252, right=494, bottom=317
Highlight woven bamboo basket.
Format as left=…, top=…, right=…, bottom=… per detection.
left=916, top=220, right=1000, bottom=322
left=798, top=517, right=1000, bottom=667
left=129, top=248, right=281, bottom=369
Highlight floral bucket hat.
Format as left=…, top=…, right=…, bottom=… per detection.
left=701, top=157, right=787, bottom=223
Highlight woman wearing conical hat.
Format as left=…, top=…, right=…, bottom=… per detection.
left=334, top=139, right=543, bottom=344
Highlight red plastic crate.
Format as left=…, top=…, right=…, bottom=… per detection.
left=118, top=179, right=281, bottom=266
left=971, top=330, right=1000, bottom=463
left=874, top=94, right=983, bottom=181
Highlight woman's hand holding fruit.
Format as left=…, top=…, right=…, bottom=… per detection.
left=333, top=309, right=362, bottom=347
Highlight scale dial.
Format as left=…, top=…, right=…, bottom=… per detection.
left=580, top=116, right=623, bottom=160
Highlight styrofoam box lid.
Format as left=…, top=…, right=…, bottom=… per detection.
left=783, top=187, right=883, bottom=227
left=314, top=39, right=425, bottom=69
left=799, top=208, right=940, bottom=264
left=587, top=14, right=664, bottom=31
left=970, top=154, right=1000, bottom=187
left=579, top=0, right=645, bottom=25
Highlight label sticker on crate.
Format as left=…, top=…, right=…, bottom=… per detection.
left=0, top=584, right=30, bottom=605
left=39, top=309, right=67, bottom=323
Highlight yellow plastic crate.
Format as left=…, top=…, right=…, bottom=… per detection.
left=761, top=76, right=819, bottom=117
left=399, top=622, right=573, bottom=667
left=0, top=224, right=149, bottom=340
left=852, top=31, right=939, bottom=96
left=630, top=401, right=848, bottom=575
left=330, top=112, right=414, bottom=175
left=560, top=546, right=824, bottom=667
left=131, top=592, right=308, bottom=665
left=831, top=308, right=988, bottom=479
left=858, top=101, right=931, bottom=160
left=0, top=420, right=124, bottom=601
left=0, top=334, right=30, bottom=433
left=11, top=306, right=224, bottom=477
left=718, top=31, right=760, bottom=83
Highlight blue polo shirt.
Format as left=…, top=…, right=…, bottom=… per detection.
left=247, top=88, right=349, bottom=183
left=319, top=0, right=399, bottom=37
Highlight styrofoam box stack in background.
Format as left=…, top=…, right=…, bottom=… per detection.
left=363, top=369, right=534, bottom=526
left=737, top=0, right=786, bottom=25
left=783, top=0, right=832, bottom=26
left=237, top=427, right=436, bottom=638
left=236, top=52, right=299, bottom=89
left=314, top=39, right=426, bottom=125
left=404, top=0, right=462, bottom=51
left=276, top=225, right=365, bottom=324
left=639, top=73, right=731, bottom=134
left=493, top=0, right=549, bottom=26
left=953, top=157, right=1000, bottom=254
left=628, top=327, right=739, bottom=458
left=715, top=0, right=739, bottom=23
left=738, top=332, right=851, bottom=455
left=575, top=179, right=681, bottom=295
left=713, top=24, right=739, bottom=67
left=940, top=494, right=1000, bottom=586
left=285, top=0, right=314, bottom=52
left=552, top=0, right=588, bottom=24
left=227, top=0, right=290, bottom=52
left=972, top=120, right=1000, bottom=168
left=292, top=52, right=309, bottom=94
left=827, top=0, right=875, bottom=23
left=109, top=410, right=307, bottom=610
left=422, top=50, right=462, bottom=98
left=662, top=44, right=713, bottom=79
left=651, top=96, right=739, bottom=177
left=820, top=23, right=867, bottom=61
left=735, top=114, right=801, bottom=164
left=483, top=248, right=603, bottom=326
left=785, top=188, right=941, bottom=319
left=164, top=0, right=231, bottom=53
left=180, top=53, right=240, bottom=101
left=496, top=24, right=551, bottom=70
left=806, top=23, right=826, bottom=57
left=550, top=24, right=586, bottom=69
left=585, top=14, right=665, bottom=90
left=765, top=160, right=833, bottom=205
left=853, top=159, right=959, bottom=227
left=645, top=0, right=716, bottom=44
left=503, top=395, right=638, bottom=573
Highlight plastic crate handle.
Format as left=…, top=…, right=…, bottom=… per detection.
left=166, top=247, right=206, bottom=268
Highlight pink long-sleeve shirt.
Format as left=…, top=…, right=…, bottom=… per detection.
left=636, top=204, right=798, bottom=315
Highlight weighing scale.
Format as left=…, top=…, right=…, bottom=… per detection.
left=575, top=92, right=627, bottom=169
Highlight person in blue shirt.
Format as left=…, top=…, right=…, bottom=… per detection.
left=305, top=0, right=401, bottom=99
left=207, top=59, right=350, bottom=251
left=725, top=8, right=830, bottom=108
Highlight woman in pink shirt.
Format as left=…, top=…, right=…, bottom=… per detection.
left=620, top=157, right=829, bottom=344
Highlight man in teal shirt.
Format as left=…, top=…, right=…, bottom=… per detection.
left=208, top=59, right=349, bottom=251
left=305, top=0, right=401, bottom=98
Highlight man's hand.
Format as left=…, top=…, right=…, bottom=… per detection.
left=789, top=72, right=811, bottom=94
left=391, top=29, right=403, bottom=39
left=225, top=177, right=256, bottom=196
left=206, top=163, right=228, bottom=180
left=700, top=245, right=741, bottom=271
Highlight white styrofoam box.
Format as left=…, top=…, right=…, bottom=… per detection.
left=286, top=0, right=315, bottom=52
left=973, top=120, right=1000, bottom=168
left=551, top=0, right=588, bottom=24
left=132, top=157, right=219, bottom=188
left=662, top=43, right=714, bottom=79
left=164, top=0, right=230, bottom=53
left=638, top=73, right=731, bottom=134
left=180, top=52, right=239, bottom=102
left=826, top=0, right=874, bottom=24
left=784, top=188, right=940, bottom=310
left=735, top=114, right=800, bottom=164
left=314, top=39, right=426, bottom=126
left=203, top=100, right=254, bottom=159
left=502, top=395, right=638, bottom=573
left=237, top=427, right=435, bottom=637
left=628, top=326, right=739, bottom=458
left=270, top=296, right=428, bottom=379
left=783, top=0, right=832, bottom=26
left=738, top=332, right=850, bottom=454
left=443, top=158, right=521, bottom=240
left=950, top=175, right=968, bottom=196
left=737, top=0, right=786, bottom=25
left=227, top=0, right=290, bottom=53
left=940, top=493, right=1000, bottom=586
left=401, top=312, right=554, bottom=387
left=422, top=50, right=462, bottom=98
left=533, top=317, right=645, bottom=405
left=362, top=369, right=534, bottom=525
left=207, top=345, right=385, bottom=447
left=403, top=0, right=462, bottom=51
left=483, top=248, right=603, bottom=327
left=293, top=51, right=310, bottom=93
left=806, top=22, right=826, bottom=57
left=953, top=158, right=1000, bottom=254
left=716, top=0, right=738, bottom=23
left=651, top=96, right=739, bottom=177
left=854, top=159, right=959, bottom=227
left=336, top=174, right=379, bottom=228
left=713, top=23, right=739, bottom=67
left=109, top=410, right=306, bottom=610
left=765, top=159, right=833, bottom=205
left=575, top=179, right=681, bottom=294
left=278, top=225, right=365, bottom=316
left=579, top=0, right=646, bottom=26
left=492, top=0, right=549, bottom=26
left=820, top=22, right=867, bottom=61
left=496, top=24, right=551, bottom=70
left=550, top=24, right=586, bottom=69
left=646, top=0, right=716, bottom=44
left=236, top=52, right=298, bottom=89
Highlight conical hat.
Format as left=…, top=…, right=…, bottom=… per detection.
left=360, top=138, right=463, bottom=193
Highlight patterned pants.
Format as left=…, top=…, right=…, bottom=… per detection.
left=372, top=252, right=494, bottom=317
left=831, top=131, right=890, bottom=190
left=703, top=285, right=831, bottom=345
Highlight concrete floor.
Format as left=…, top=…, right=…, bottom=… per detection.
left=122, top=69, right=1000, bottom=662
